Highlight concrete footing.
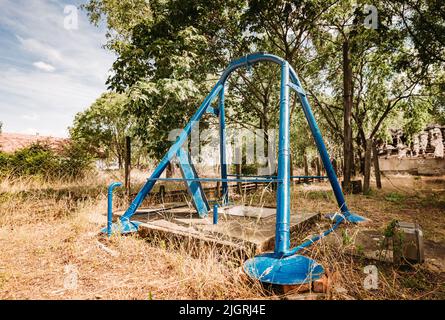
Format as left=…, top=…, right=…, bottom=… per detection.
left=113, top=204, right=320, bottom=257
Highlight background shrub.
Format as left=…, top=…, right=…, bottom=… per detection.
left=0, top=142, right=92, bottom=180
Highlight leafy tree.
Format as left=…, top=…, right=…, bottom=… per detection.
left=70, top=92, right=134, bottom=168
left=84, top=1, right=249, bottom=166
left=83, top=0, right=444, bottom=185
left=388, top=0, right=445, bottom=66
left=127, top=75, right=204, bottom=161
left=309, top=2, right=433, bottom=162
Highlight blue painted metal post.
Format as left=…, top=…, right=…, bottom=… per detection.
left=213, top=204, right=219, bottom=225
left=299, top=96, right=348, bottom=213
left=288, top=75, right=364, bottom=222
left=107, top=182, right=122, bottom=237
left=119, top=83, right=223, bottom=224
left=275, top=61, right=291, bottom=256
left=218, top=85, right=229, bottom=206
left=176, top=147, right=210, bottom=217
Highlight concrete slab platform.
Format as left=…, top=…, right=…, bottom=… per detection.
left=220, top=206, right=276, bottom=218
left=113, top=204, right=321, bottom=256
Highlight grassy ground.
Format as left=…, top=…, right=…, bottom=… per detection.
left=0, top=172, right=444, bottom=299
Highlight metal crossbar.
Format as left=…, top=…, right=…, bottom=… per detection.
left=146, top=177, right=281, bottom=183
left=226, top=174, right=329, bottom=179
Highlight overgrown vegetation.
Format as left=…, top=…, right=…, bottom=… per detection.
left=81, top=0, right=445, bottom=191
left=0, top=174, right=443, bottom=299
left=0, top=142, right=92, bottom=180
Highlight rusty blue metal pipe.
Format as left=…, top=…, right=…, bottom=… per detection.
left=275, top=61, right=291, bottom=256
left=107, top=182, right=122, bottom=237
left=213, top=204, right=218, bottom=225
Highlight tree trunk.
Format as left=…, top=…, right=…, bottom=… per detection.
left=340, top=155, right=344, bottom=177
left=303, top=153, right=309, bottom=183
left=124, top=136, right=131, bottom=200
left=216, top=181, right=221, bottom=198
left=332, top=157, right=338, bottom=176
left=372, top=141, right=382, bottom=189
left=363, top=139, right=372, bottom=194
left=290, top=152, right=294, bottom=178
left=356, top=135, right=365, bottom=175
left=118, top=155, right=123, bottom=170
left=166, top=162, right=174, bottom=178
left=342, top=39, right=353, bottom=192
left=236, top=163, right=242, bottom=193
left=316, top=156, right=321, bottom=181
left=263, top=116, right=273, bottom=176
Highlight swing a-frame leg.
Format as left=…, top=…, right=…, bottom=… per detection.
left=99, top=53, right=366, bottom=288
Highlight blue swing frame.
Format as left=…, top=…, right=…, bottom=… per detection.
left=102, top=53, right=365, bottom=284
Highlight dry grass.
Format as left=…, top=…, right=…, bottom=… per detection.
left=238, top=174, right=445, bottom=299
left=0, top=173, right=444, bottom=300
left=301, top=224, right=445, bottom=300
left=0, top=175, right=263, bottom=299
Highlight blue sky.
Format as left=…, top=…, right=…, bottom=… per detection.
left=0, top=0, right=115, bottom=137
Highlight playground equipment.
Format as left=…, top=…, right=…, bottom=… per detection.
left=101, top=182, right=141, bottom=236
left=100, top=52, right=365, bottom=285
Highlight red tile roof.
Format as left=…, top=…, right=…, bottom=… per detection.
left=0, top=132, right=69, bottom=153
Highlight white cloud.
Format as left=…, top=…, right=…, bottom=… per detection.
left=0, top=0, right=115, bottom=137
left=18, top=36, right=63, bottom=64
left=22, top=113, right=40, bottom=121
left=33, top=61, right=56, bottom=72
left=23, top=127, right=56, bottom=137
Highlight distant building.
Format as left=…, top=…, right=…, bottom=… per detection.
left=0, top=132, right=69, bottom=154
left=378, top=124, right=445, bottom=175
left=378, top=124, right=444, bottom=159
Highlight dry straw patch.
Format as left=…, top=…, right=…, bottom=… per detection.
left=0, top=174, right=444, bottom=300
left=0, top=177, right=263, bottom=299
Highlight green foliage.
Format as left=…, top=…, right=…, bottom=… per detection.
left=342, top=229, right=353, bottom=246
left=383, top=219, right=400, bottom=238
left=382, top=219, right=405, bottom=260
left=10, top=144, right=57, bottom=176
left=384, top=192, right=405, bottom=203
left=355, top=244, right=364, bottom=256
left=401, top=99, right=433, bottom=140
left=127, top=77, right=205, bottom=160
left=83, top=0, right=243, bottom=161
left=0, top=142, right=92, bottom=180
left=389, top=0, right=445, bottom=67
left=70, top=92, right=136, bottom=167
left=82, top=0, right=445, bottom=171
left=0, top=152, right=9, bottom=168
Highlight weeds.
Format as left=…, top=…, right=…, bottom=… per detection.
left=0, top=175, right=444, bottom=299
left=385, top=192, right=405, bottom=203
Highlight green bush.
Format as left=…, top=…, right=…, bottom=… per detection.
left=58, top=142, right=93, bottom=178
left=0, top=142, right=92, bottom=180
left=385, top=192, right=405, bottom=203
left=230, top=164, right=266, bottom=176
left=0, top=152, right=10, bottom=168
left=9, top=143, right=57, bottom=176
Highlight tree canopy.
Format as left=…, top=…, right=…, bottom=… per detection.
left=82, top=0, right=445, bottom=182
left=70, top=92, right=134, bottom=168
